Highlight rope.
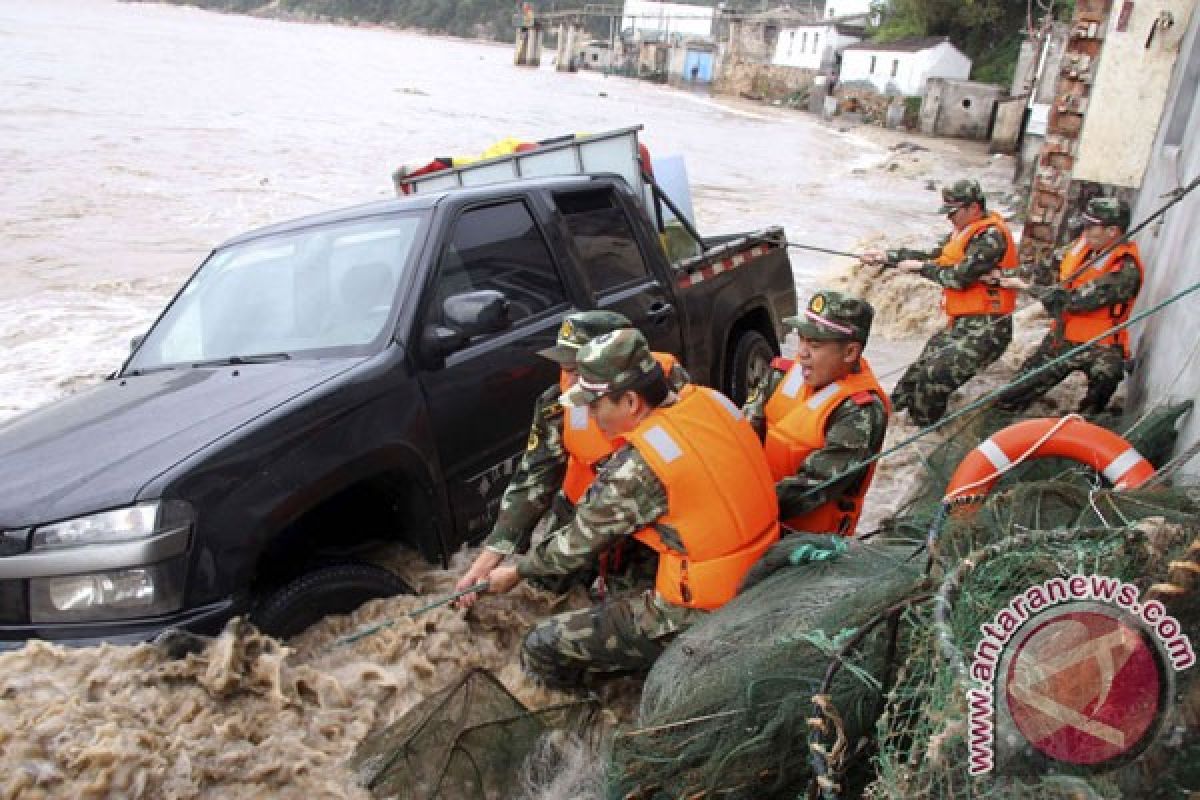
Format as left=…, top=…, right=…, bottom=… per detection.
left=1147, top=436, right=1200, bottom=488
left=778, top=173, right=1200, bottom=384
left=329, top=580, right=489, bottom=649
left=792, top=277, right=1200, bottom=505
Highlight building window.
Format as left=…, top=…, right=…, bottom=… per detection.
left=891, top=58, right=898, bottom=77
left=788, top=31, right=795, bottom=56
left=813, top=33, right=820, bottom=54
left=828, top=6, right=835, bottom=17
left=764, top=24, right=778, bottom=45
left=801, top=32, right=808, bottom=52
left=870, top=55, right=876, bottom=73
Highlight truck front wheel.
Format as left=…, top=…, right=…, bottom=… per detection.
left=727, top=330, right=775, bottom=406
left=250, top=562, right=413, bottom=639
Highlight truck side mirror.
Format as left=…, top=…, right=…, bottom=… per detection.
left=419, top=290, right=512, bottom=363
left=443, top=290, right=511, bottom=336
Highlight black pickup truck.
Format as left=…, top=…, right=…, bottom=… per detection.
left=0, top=173, right=796, bottom=646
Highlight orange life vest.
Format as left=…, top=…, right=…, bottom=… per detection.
left=1056, top=237, right=1144, bottom=357
left=762, top=359, right=889, bottom=536
left=934, top=213, right=1019, bottom=321
left=560, top=352, right=681, bottom=504
left=627, top=385, right=780, bottom=611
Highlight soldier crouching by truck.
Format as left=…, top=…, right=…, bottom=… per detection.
left=482, top=329, right=779, bottom=687
left=455, top=311, right=687, bottom=608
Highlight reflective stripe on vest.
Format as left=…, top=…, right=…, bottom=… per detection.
left=934, top=213, right=1019, bottom=321
left=629, top=386, right=780, bottom=611
left=560, top=351, right=684, bottom=504
left=761, top=359, right=890, bottom=536
left=1057, top=238, right=1144, bottom=357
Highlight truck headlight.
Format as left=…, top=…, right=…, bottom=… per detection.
left=19, top=501, right=192, bottom=623
left=30, top=502, right=160, bottom=550
left=30, top=558, right=186, bottom=623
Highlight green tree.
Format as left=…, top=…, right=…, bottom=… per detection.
left=871, top=0, right=1074, bottom=86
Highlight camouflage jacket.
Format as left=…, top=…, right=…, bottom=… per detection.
left=486, top=362, right=690, bottom=555
left=1060, top=257, right=1141, bottom=314
left=743, top=366, right=888, bottom=519
left=888, top=225, right=1009, bottom=290
left=516, top=444, right=668, bottom=580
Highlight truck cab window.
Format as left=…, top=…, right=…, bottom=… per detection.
left=436, top=200, right=568, bottom=324
left=554, top=189, right=651, bottom=295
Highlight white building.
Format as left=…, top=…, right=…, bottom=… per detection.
left=839, top=37, right=971, bottom=96
left=772, top=21, right=862, bottom=70
left=821, top=0, right=874, bottom=20
left=622, top=0, right=714, bottom=39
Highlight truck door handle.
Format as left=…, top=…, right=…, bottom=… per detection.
left=646, top=302, right=674, bottom=323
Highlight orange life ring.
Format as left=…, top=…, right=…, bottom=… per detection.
left=943, top=416, right=1155, bottom=503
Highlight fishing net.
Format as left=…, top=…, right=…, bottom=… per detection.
left=605, top=403, right=1198, bottom=800
left=608, top=539, right=928, bottom=799
left=875, top=402, right=1192, bottom=543
left=349, top=668, right=599, bottom=799
left=868, top=484, right=1200, bottom=799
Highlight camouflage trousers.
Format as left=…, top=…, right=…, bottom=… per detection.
left=521, top=590, right=705, bottom=688
left=892, top=315, right=1012, bottom=427
left=994, top=334, right=1126, bottom=414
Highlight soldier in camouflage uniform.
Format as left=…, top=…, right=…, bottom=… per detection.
left=455, top=311, right=686, bottom=607
left=742, top=290, right=889, bottom=530
left=483, top=330, right=778, bottom=687
left=862, top=179, right=1017, bottom=426
left=995, top=198, right=1143, bottom=414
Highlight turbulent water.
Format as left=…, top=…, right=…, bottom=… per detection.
left=0, top=0, right=1015, bottom=420
left=0, top=2, right=1026, bottom=797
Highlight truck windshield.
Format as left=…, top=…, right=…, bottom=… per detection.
left=125, top=213, right=424, bottom=373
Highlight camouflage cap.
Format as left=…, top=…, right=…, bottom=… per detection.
left=784, top=290, right=873, bottom=343
left=538, top=310, right=633, bottom=365
left=560, top=328, right=659, bottom=407
left=937, top=179, right=986, bottom=214
left=1081, top=197, right=1131, bottom=231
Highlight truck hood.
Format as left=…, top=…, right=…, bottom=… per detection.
left=0, top=360, right=360, bottom=528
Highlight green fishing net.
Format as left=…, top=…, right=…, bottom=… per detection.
left=607, top=404, right=1198, bottom=799
left=349, top=668, right=598, bottom=799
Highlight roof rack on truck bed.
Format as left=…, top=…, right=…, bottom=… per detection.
left=394, top=126, right=655, bottom=212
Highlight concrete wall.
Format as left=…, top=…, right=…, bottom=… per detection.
left=919, top=78, right=1004, bottom=139
left=991, top=97, right=1024, bottom=152
left=773, top=24, right=859, bottom=69
left=714, top=60, right=817, bottom=98
left=622, top=0, right=714, bottom=38
left=1014, top=23, right=1070, bottom=184
left=1075, top=0, right=1197, bottom=188
left=1127, top=3, right=1200, bottom=480
left=841, top=42, right=970, bottom=95
left=579, top=43, right=615, bottom=70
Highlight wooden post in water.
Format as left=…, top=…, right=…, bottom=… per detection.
left=514, top=3, right=542, bottom=67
